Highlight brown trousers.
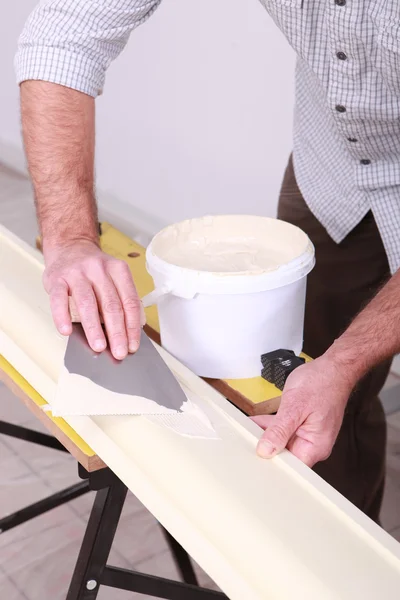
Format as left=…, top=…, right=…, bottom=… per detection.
left=278, top=156, right=391, bottom=523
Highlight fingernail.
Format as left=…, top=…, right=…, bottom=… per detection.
left=257, top=440, right=276, bottom=459
left=129, top=340, right=139, bottom=353
left=93, top=339, right=106, bottom=352
left=114, top=345, right=127, bottom=360
left=60, top=325, right=70, bottom=335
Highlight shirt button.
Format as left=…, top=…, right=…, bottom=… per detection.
left=347, top=137, right=358, bottom=142
left=335, top=0, right=346, bottom=5
left=335, top=105, right=346, bottom=113
left=360, top=159, right=371, bottom=165
left=337, top=51, right=348, bottom=60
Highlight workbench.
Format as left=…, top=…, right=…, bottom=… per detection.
left=0, top=221, right=285, bottom=599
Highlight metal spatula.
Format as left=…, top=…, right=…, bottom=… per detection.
left=51, top=301, right=189, bottom=417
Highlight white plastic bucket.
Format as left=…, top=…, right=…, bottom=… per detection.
left=143, top=215, right=315, bottom=379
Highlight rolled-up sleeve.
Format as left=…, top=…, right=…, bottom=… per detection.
left=15, top=0, right=162, bottom=97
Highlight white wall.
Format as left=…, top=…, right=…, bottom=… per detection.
left=0, top=0, right=295, bottom=236
left=0, top=1, right=38, bottom=171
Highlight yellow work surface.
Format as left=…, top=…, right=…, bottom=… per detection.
left=99, top=222, right=308, bottom=415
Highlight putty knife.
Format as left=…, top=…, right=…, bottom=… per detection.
left=51, top=311, right=189, bottom=416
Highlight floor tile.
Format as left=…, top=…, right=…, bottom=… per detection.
left=7, top=532, right=127, bottom=600
left=0, top=437, right=15, bottom=461
left=383, top=373, right=400, bottom=391
left=2, top=518, right=84, bottom=577
left=0, top=382, right=33, bottom=424
left=381, top=384, right=400, bottom=416
left=113, top=507, right=168, bottom=566
left=0, top=498, right=75, bottom=553
left=387, top=422, right=400, bottom=464
left=381, top=423, right=400, bottom=531
left=67, top=490, right=97, bottom=520
left=0, top=574, right=28, bottom=600
left=1, top=433, right=76, bottom=480
left=18, top=415, right=49, bottom=435
left=0, top=454, right=49, bottom=517
left=387, top=411, right=400, bottom=431
left=191, top=562, right=221, bottom=591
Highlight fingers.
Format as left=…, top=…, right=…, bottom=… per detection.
left=71, top=260, right=139, bottom=360
left=252, top=359, right=347, bottom=467
left=49, top=280, right=72, bottom=335
left=44, top=245, right=142, bottom=360
left=256, top=400, right=302, bottom=459
left=72, top=280, right=106, bottom=352
left=254, top=406, right=334, bottom=466
left=108, top=261, right=141, bottom=353
left=92, top=271, right=129, bottom=360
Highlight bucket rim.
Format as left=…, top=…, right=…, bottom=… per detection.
left=147, top=214, right=314, bottom=277
left=146, top=243, right=315, bottom=297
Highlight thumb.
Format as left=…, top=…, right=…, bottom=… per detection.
left=256, top=408, right=300, bottom=459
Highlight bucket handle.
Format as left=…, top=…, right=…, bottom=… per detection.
left=141, top=284, right=172, bottom=308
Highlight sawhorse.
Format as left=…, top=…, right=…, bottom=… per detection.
left=0, top=418, right=227, bottom=599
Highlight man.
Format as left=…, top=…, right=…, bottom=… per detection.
left=15, top=0, right=400, bottom=523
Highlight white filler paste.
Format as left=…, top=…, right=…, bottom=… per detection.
left=151, top=215, right=311, bottom=274
left=48, top=367, right=219, bottom=440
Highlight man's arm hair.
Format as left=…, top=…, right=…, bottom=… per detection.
left=326, top=269, right=400, bottom=386
left=21, top=82, right=98, bottom=252
left=16, top=0, right=163, bottom=250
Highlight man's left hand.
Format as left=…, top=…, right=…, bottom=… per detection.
left=252, top=355, right=354, bottom=467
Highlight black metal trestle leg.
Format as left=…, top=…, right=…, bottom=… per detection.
left=0, top=481, right=90, bottom=533
left=66, top=477, right=128, bottom=600
left=162, top=527, right=199, bottom=585
left=67, top=469, right=228, bottom=600
left=0, top=420, right=67, bottom=451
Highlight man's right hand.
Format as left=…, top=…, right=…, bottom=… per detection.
left=20, top=82, right=145, bottom=359
left=43, top=239, right=142, bottom=360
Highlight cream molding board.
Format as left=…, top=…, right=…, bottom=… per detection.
left=1, top=224, right=400, bottom=599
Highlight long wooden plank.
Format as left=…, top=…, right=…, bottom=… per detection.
left=4, top=225, right=400, bottom=599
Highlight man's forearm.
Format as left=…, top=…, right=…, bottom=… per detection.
left=325, top=270, right=400, bottom=385
left=20, top=81, right=98, bottom=253
left=256, top=268, right=400, bottom=466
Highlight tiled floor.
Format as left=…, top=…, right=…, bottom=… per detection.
left=1, top=162, right=400, bottom=598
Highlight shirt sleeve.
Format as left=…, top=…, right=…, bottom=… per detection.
left=15, top=0, right=162, bottom=98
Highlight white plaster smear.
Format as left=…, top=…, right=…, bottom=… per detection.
left=47, top=366, right=219, bottom=440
